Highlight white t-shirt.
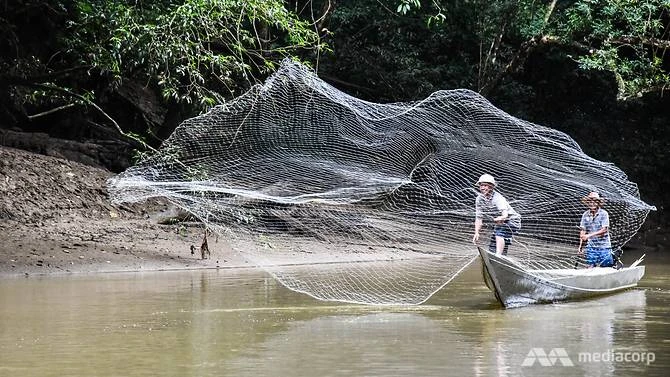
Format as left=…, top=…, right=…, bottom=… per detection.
left=475, top=191, right=521, bottom=227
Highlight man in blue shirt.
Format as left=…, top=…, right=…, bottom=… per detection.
left=579, top=191, right=614, bottom=267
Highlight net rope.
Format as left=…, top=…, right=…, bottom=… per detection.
left=108, top=59, right=656, bottom=305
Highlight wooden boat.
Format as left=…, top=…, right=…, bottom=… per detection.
left=478, top=247, right=645, bottom=308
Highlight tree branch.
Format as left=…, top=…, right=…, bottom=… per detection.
left=316, top=1, right=335, bottom=32
left=6, top=78, right=157, bottom=153
left=611, top=36, right=670, bottom=49
left=544, top=0, right=557, bottom=25
left=0, top=66, right=91, bottom=84
left=27, top=103, right=76, bottom=120
left=480, top=1, right=559, bottom=96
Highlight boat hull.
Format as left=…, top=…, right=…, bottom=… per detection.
left=478, top=247, right=645, bottom=308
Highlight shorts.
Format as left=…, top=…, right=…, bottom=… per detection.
left=494, top=222, right=520, bottom=239
left=489, top=222, right=521, bottom=255
left=585, top=247, right=614, bottom=267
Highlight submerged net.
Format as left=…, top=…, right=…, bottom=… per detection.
left=108, top=59, right=655, bottom=305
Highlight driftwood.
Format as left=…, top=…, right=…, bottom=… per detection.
left=201, top=229, right=211, bottom=260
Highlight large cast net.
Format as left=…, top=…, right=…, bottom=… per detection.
left=108, top=59, right=655, bottom=305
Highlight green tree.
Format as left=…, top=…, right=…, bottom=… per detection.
left=401, top=0, right=670, bottom=99
left=316, top=1, right=468, bottom=102
left=1, top=0, right=325, bottom=148
left=68, top=0, right=324, bottom=106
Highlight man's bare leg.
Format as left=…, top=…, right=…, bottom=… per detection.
left=496, top=236, right=506, bottom=255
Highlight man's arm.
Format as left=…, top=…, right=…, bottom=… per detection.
left=493, top=194, right=510, bottom=223
left=494, top=209, right=508, bottom=223
left=578, top=228, right=586, bottom=253
left=473, top=218, right=483, bottom=244
left=582, top=226, right=608, bottom=240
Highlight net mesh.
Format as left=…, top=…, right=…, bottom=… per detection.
left=108, top=59, right=656, bottom=305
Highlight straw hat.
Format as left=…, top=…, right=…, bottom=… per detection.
left=581, top=191, right=604, bottom=205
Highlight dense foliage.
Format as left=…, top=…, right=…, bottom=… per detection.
left=1, top=0, right=324, bottom=145
left=318, top=0, right=670, bottom=101
left=68, top=0, right=323, bottom=106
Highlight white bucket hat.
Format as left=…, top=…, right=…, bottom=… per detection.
left=476, top=173, right=496, bottom=187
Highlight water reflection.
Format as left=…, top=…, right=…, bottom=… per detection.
left=0, top=260, right=668, bottom=377
left=468, top=290, right=648, bottom=376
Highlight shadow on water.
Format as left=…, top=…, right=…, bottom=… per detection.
left=0, top=251, right=669, bottom=377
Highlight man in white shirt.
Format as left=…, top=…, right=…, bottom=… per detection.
left=472, top=174, right=521, bottom=255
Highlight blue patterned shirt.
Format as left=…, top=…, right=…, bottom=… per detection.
left=580, top=208, right=611, bottom=249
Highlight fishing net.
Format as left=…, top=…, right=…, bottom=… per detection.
left=107, top=59, right=655, bottom=305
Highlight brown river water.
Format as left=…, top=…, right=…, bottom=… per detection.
left=1, top=250, right=668, bottom=377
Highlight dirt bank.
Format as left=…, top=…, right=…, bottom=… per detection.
left=0, top=146, right=665, bottom=277
left=0, top=146, right=246, bottom=277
